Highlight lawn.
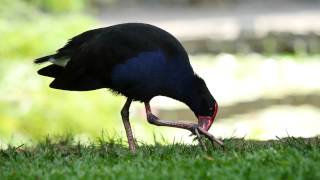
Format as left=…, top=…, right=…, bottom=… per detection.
left=0, top=136, right=319, bottom=179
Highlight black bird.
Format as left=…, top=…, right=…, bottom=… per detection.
left=35, top=23, right=223, bottom=152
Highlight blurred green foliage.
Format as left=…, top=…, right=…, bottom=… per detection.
left=1, top=0, right=319, bottom=145
left=24, top=0, right=87, bottom=13
left=0, top=15, right=95, bottom=60
left=0, top=0, right=128, bottom=142
left=0, top=0, right=95, bottom=60
left=1, top=0, right=87, bottom=14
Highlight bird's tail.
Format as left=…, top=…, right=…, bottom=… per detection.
left=34, top=55, right=55, bottom=64
left=34, top=54, right=65, bottom=78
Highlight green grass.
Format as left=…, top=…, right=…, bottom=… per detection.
left=0, top=136, right=319, bottom=179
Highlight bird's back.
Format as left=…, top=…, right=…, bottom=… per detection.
left=35, top=23, right=194, bottom=100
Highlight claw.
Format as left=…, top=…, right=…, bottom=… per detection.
left=195, top=128, right=207, bottom=152
left=197, top=127, right=224, bottom=147
left=192, top=136, right=198, bottom=142
left=189, top=125, right=224, bottom=150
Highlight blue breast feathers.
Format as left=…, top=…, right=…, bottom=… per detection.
left=111, top=49, right=193, bottom=100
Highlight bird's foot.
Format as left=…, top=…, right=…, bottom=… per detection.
left=190, top=125, right=224, bottom=151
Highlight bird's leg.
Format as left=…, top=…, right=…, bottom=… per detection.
left=145, top=102, right=196, bottom=130
left=145, top=102, right=223, bottom=147
left=121, top=98, right=136, bottom=153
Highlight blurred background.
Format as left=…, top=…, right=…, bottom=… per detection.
left=1, top=0, right=320, bottom=146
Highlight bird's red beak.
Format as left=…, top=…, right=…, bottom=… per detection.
left=197, top=102, right=218, bottom=131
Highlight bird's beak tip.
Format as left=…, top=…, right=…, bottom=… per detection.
left=197, top=116, right=213, bottom=131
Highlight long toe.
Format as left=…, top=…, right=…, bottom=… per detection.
left=195, top=128, right=207, bottom=151
left=197, top=127, right=224, bottom=147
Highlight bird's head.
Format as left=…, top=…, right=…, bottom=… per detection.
left=185, top=75, right=218, bottom=131
left=197, top=99, right=218, bottom=131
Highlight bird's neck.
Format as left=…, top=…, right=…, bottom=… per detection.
left=163, top=75, right=201, bottom=114
left=167, top=74, right=214, bottom=117
left=181, top=84, right=202, bottom=115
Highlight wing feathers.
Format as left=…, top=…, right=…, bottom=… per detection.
left=34, top=55, right=53, bottom=64
left=49, top=57, right=70, bottom=67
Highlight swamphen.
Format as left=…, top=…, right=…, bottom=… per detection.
left=35, top=23, right=223, bottom=152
